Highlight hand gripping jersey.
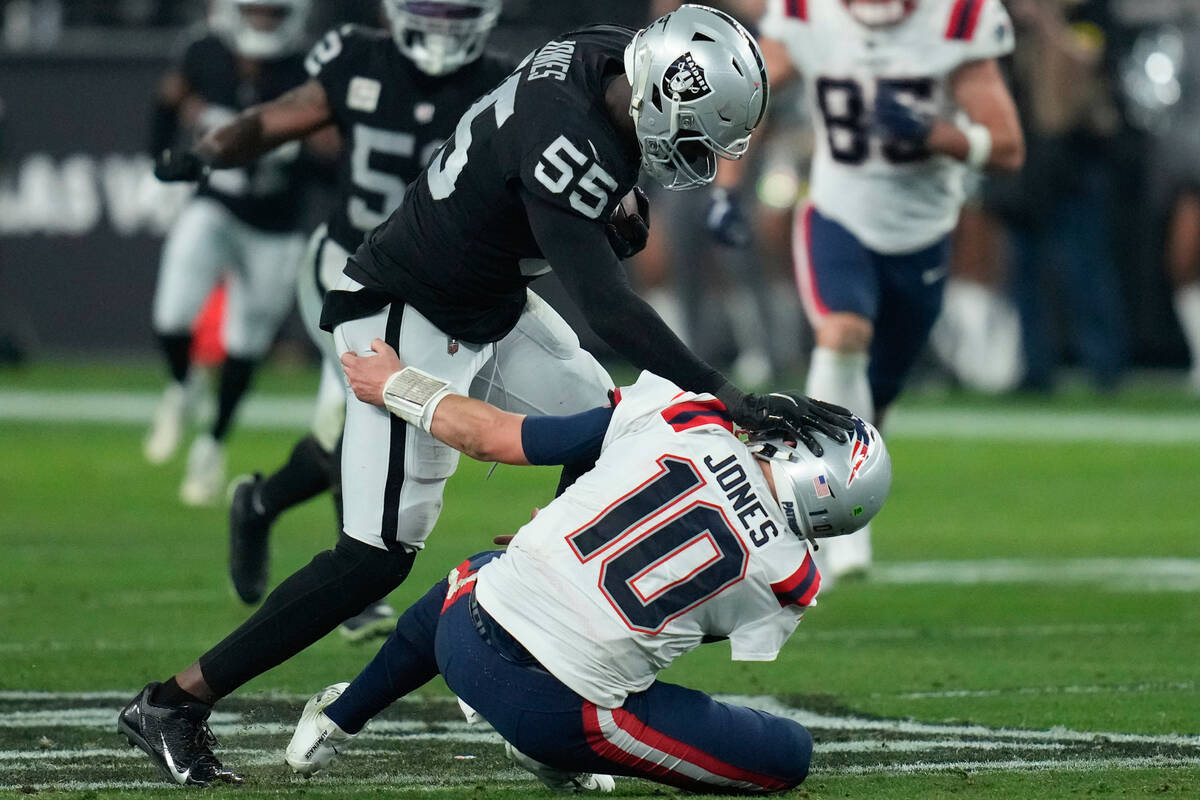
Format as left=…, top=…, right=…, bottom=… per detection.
left=475, top=372, right=821, bottom=709
left=304, top=25, right=514, bottom=254
left=761, top=0, right=1015, bottom=254
left=181, top=34, right=310, bottom=232
left=323, top=25, right=642, bottom=343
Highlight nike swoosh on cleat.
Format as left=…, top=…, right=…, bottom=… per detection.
left=160, top=733, right=192, bottom=784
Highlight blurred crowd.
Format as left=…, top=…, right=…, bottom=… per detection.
left=4, top=0, right=1200, bottom=393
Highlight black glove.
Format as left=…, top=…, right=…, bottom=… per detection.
left=716, top=383, right=854, bottom=457
left=705, top=186, right=750, bottom=247
left=606, top=187, right=650, bottom=259
left=154, top=148, right=210, bottom=183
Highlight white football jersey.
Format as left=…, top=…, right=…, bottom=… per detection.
left=761, top=0, right=1015, bottom=253
left=475, top=372, right=820, bottom=709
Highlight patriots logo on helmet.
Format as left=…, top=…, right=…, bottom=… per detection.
left=846, top=417, right=873, bottom=486
left=662, top=53, right=712, bottom=100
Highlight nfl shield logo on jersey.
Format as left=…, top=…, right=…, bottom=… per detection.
left=661, top=53, right=711, bottom=100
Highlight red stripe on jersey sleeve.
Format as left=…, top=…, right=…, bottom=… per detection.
left=661, top=400, right=734, bottom=434
left=785, top=0, right=808, bottom=20
left=771, top=552, right=821, bottom=607
left=946, top=0, right=985, bottom=40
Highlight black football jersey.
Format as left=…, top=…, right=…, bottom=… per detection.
left=326, top=24, right=642, bottom=343
left=305, top=25, right=514, bottom=253
left=181, top=34, right=310, bottom=232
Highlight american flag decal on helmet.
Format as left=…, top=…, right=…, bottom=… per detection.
left=846, top=417, right=872, bottom=486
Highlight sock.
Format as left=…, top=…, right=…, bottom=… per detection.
left=197, top=534, right=414, bottom=698
left=158, top=333, right=192, bottom=384
left=1174, top=284, right=1200, bottom=376
left=805, top=346, right=873, bottom=577
left=212, top=356, right=257, bottom=441
left=151, top=677, right=207, bottom=709
left=325, top=580, right=445, bottom=734
left=257, top=435, right=335, bottom=519
left=805, top=346, right=874, bottom=423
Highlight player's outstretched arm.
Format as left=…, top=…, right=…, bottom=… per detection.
left=195, top=79, right=334, bottom=168
left=155, top=80, right=335, bottom=182
left=341, top=339, right=531, bottom=465
left=926, top=59, right=1025, bottom=172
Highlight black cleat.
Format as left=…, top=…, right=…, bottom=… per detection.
left=117, top=683, right=243, bottom=787
left=229, top=473, right=271, bottom=605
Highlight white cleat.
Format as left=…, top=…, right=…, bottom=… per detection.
left=144, top=383, right=188, bottom=464
left=505, top=741, right=615, bottom=793
left=180, top=435, right=226, bottom=506
left=286, top=682, right=354, bottom=776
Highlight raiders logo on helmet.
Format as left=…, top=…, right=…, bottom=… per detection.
left=661, top=53, right=712, bottom=101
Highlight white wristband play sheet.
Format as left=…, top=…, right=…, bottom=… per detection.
left=382, top=367, right=453, bottom=432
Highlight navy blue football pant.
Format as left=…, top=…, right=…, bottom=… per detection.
left=327, top=552, right=812, bottom=794
left=793, top=202, right=951, bottom=410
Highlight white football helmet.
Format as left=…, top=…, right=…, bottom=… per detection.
left=842, top=0, right=918, bottom=28
left=225, top=0, right=312, bottom=58
left=383, top=0, right=502, bottom=77
left=752, top=416, right=892, bottom=541
left=624, top=4, right=768, bottom=190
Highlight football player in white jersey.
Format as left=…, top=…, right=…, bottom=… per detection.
left=281, top=340, right=891, bottom=793
left=752, top=0, right=1024, bottom=578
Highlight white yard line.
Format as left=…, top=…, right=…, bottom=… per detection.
left=719, top=695, right=1200, bottom=748
left=869, top=558, right=1200, bottom=591
left=826, top=755, right=1200, bottom=775
left=893, top=681, right=1196, bottom=700
left=5, top=389, right=1200, bottom=443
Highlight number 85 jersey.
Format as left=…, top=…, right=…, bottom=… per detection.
left=475, top=373, right=820, bottom=709
left=761, top=0, right=1014, bottom=254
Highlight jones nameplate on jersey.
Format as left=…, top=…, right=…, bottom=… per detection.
left=347, top=76, right=381, bottom=113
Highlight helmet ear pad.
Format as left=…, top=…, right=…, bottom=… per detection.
left=755, top=417, right=892, bottom=541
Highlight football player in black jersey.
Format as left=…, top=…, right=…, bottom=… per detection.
left=143, top=0, right=313, bottom=508
left=120, top=6, right=853, bottom=787
left=159, top=0, right=514, bottom=640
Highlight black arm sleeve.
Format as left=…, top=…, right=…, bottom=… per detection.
left=521, top=188, right=728, bottom=397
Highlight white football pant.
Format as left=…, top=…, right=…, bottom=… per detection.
left=152, top=197, right=305, bottom=358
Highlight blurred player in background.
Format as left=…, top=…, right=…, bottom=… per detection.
left=754, top=0, right=1024, bottom=579
left=118, top=7, right=855, bottom=787
left=283, top=345, right=891, bottom=793
left=144, top=0, right=314, bottom=506
left=157, top=0, right=513, bottom=640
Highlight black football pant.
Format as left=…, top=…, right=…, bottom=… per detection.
left=198, top=534, right=415, bottom=698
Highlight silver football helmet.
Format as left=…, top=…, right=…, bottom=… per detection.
left=226, top=0, right=312, bottom=58
left=624, top=4, right=768, bottom=190
left=842, top=0, right=918, bottom=28
left=383, top=0, right=502, bottom=77
left=752, top=416, right=892, bottom=541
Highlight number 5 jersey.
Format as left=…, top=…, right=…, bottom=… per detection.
left=475, top=372, right=822, bottom=709
left=305, top=24, right=513, bottom=256
left=761, top=0, right=1014, bottom=254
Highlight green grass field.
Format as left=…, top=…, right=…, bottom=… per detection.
left=2, top=362, right=1199, bottom=798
